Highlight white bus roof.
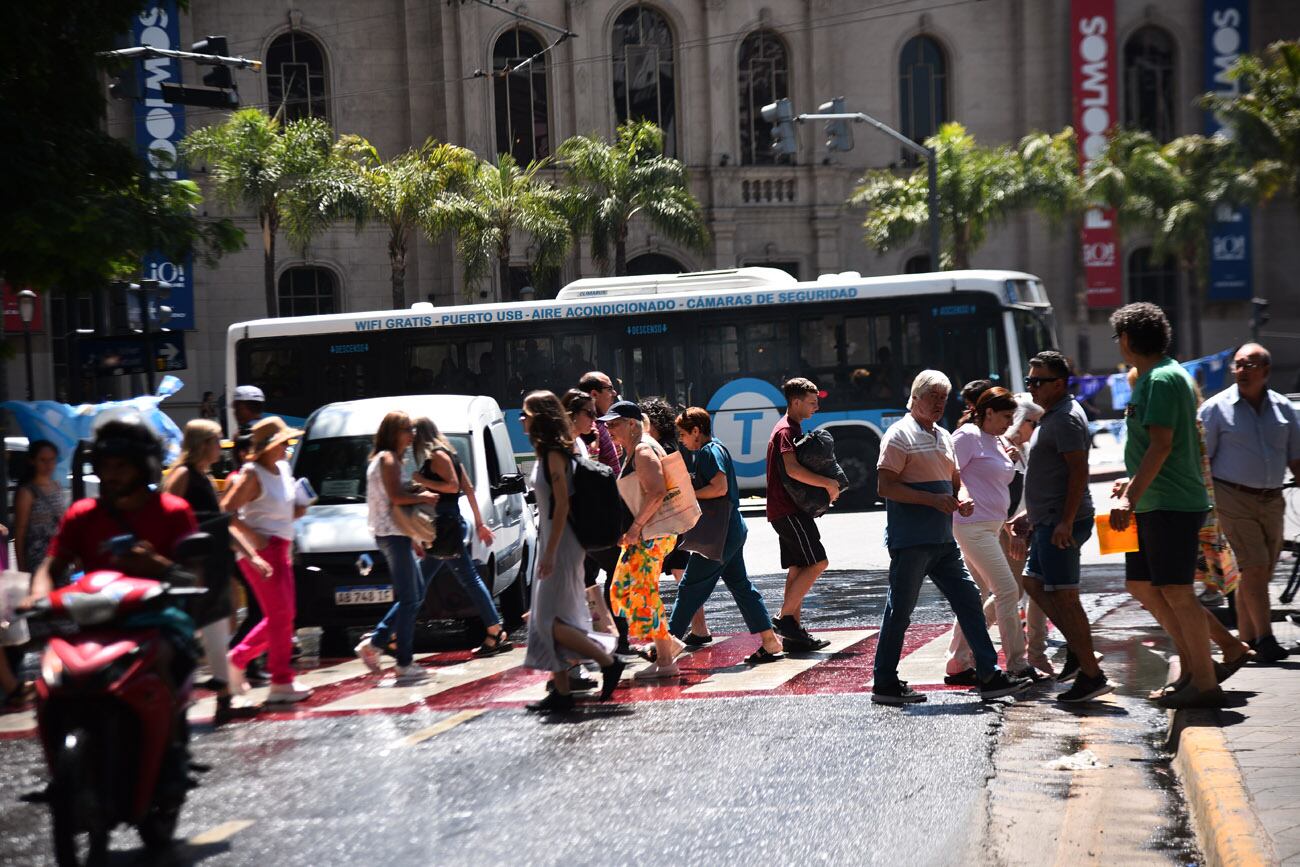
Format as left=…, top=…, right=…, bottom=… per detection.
left=228, top=269, right=1045, bottom=340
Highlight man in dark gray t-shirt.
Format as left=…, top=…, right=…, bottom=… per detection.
left=1015, top=351, right=1112, bottom=702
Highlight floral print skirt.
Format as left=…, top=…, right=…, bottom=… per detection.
left=610, top=536, right=676, bottom=641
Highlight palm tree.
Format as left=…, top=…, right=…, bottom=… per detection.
left=1200, top=40, right=1300, bottom=218
left=557, top=121, right=709, bottom=276
left=848, top=123, right=1077, bottom=270
left=182, top=109, right=335, bottom=317
left=311, top=136, right=475, bottom=308
left=436, top=154, right=572, bottom=301
left=1085, top=130, right=1258, bottom=356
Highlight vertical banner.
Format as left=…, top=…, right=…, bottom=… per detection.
left=131, top=2, right=196, bottom=329
left=1204, top=0, right=1252, bottom=301
left=1072, top=0, right=1123, bottom=308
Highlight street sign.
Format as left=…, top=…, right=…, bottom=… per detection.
left=75, top=332, right=187, bottom=377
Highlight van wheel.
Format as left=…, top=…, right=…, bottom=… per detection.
left=498, top=547, right=529, bottom=631
left=835, top=435, right=880, bottom=511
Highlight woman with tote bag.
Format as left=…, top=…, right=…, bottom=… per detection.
left=602, top=401, right=694, bottom=679
left=670, top=408, right=786, bottom=664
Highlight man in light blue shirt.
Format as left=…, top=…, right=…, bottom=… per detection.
left=1198, top=343, right=1300, bottom=662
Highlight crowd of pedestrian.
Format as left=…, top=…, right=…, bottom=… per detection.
left=1, top=301, right=1296, bottom=722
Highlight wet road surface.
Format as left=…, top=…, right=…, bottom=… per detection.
left=0, top=562, right=1202, bottom=865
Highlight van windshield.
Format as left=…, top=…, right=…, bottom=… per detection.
left=296, top=434, right=473, bottom=505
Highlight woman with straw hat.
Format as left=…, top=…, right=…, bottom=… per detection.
left=221, top=416, right=311, bottom=703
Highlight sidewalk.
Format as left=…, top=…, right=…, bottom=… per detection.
left=1089, top=428, right=1127, bottom=482
left=1170, top=572, right=1300, bottom=866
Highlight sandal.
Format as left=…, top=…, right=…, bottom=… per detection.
left=475, top=629, right=514, bottom=656
left=633, top=646, right=657, bottom=664
left=744, top=648, right=786, bottom=665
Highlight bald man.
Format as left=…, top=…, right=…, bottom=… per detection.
left=1199, top=343, right=1300, bottom=663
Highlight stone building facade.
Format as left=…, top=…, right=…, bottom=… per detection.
left=12, top=0, right=1300, bottom=410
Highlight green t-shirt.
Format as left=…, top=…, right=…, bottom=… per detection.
left=1124, top=357, right=1211, bottom=513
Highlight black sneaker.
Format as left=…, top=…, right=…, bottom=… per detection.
left=872, top=681, right=927, bottom=705
left=1056, top=650, right=1104, bottom=684
left=979, top=670, right=1031, bottom=700
left=526, top=690, right=575, bottom=714
left=943, top=668, right=980, bottom=687
left=1057, top=670, right=1115, bottom=703
left=548, top=674, right=597, bottom=693
left=1251, top=634, right=1291, bottom=663
left=599, top=656, right=627, bottom=701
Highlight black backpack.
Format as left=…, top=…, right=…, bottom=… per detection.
left=547, top=451, right=628, bottom=551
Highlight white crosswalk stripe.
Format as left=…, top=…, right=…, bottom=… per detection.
left=492, top=658, right=652, bottom=703
left=892, top=630, right=961, bottom=686
left=684, top=629, right=878, bottom=694
left=312, top=648, right=525, bottom=712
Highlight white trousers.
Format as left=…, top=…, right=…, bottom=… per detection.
left=198, top=618, right=232, bottom=685
left=947, top=521, right=1030, bottom=673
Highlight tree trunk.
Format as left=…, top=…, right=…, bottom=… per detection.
left=953, top=223, right=971, bottom=270
left=390, top=228, right=407, bottom=309
left=614, top=224, right=628, bottom=276
left=262, top=210, right=278, bottom=318
left=498, top=256, right=512, bottom=304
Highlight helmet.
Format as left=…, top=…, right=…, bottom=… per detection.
left=91, top=414, right=165, bottom=487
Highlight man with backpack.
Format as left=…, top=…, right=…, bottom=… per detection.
left=577, top=370, right=631, bottom=652
left=767, top=378, right=842, bottom=652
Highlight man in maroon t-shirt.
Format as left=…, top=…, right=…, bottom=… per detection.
left=767, top=377, right=841, bottom=651
left=29, top=419, right=198, bottom=601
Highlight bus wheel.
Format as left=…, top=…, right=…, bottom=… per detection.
left=834, top=435, right=880, bottom=511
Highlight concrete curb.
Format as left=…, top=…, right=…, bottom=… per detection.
left=1167, top=707, right=1278, bottom=867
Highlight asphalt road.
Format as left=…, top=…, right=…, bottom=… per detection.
left=0, top=494, right=1202, bottom=866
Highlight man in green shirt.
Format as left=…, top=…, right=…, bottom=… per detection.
left=1109, top=302, right=1222, bottom=709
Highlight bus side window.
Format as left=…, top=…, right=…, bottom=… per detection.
left=696, top=323, right=740, bottom=401
left=843, top=314, right=896, bottom=402
left=743, top=320, right=791, bottom=389
left=505, top=337, right=554, bottom=404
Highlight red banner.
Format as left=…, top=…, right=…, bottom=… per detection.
left=1072, top=0, right=1123, bottom=307
left=2, top=282, right=44, bottom=334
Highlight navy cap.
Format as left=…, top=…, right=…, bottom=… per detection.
left=597, top=400, right=645, bottom=424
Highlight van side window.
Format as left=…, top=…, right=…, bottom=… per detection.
left=489, top=422, right=518, bottom=473
left=483, top=427, right=502, bottom=486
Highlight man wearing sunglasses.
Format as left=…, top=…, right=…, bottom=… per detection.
left=1018, top=351, right=1113, bottom=702
left=1198, top=343, right=1300, bottom=663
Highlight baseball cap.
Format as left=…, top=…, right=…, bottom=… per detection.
left=597, top=400, right=645, bottom=423
left=233, top=385, right=265, bottom=403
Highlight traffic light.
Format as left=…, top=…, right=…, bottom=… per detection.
left=159, top=35, right=239, bottom=108
left=820, top=97, right=854, bottom=152
left=761, top=98, right=798, bottom=158
left=1250, top=297, right=1270, bottom=338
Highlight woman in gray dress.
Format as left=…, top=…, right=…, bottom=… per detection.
left=522, top=390, right=623, bottom=713
left=13, top=440, right=66, bottom=574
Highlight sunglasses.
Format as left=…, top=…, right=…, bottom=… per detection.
left=1025, top=376, right=1062, bottom=387
left=1232, top=360, right=1266, bottom=371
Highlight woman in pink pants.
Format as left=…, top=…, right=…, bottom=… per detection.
left=222, top=417, right=309, bottom=703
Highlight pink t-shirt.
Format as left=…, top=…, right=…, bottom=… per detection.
left=951, top=423, right=1015, bottom=525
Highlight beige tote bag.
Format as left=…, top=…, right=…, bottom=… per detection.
left=616, top=449, right=701, bottom=541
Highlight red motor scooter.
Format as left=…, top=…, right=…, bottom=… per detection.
left=22, top=557, right=208, bottom=866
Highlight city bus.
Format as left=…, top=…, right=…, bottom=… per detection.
left=225, top=268, right=1058, bottom=508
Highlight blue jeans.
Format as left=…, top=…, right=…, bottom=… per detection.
left=372, top=535, right=426, bottom=667
left=1025, top=517, right=1093, bottom=591
left=874, top=542, right=999, bottom=688
left=668, top=525, right=772, bottom=636
left=420, top=515, right=502, bottom=629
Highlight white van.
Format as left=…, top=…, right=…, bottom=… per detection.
left=290, top=395, right=535, bottom=640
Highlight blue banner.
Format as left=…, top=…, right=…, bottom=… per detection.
left=1204, top=0, right=1252, bottom=301
left=131, top=2, right=196, bottom=329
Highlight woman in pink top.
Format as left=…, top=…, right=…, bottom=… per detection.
left=945, top=388, right=1041, bottom=682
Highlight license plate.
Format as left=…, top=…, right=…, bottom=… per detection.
left=334, top=586, right=393, bottom=606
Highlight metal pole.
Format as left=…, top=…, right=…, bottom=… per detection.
left=22, top=322, right=34, bottom=401
left=138, top=288, right=156, bottom=394
left=926, top=150, right=941, bottom=271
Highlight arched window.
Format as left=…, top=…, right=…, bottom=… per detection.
left=266, top=32, right=329, bottom=122
left=1127, top=248, right=1180, bottom=350
left=612, top=4, right=677, bottom=156
left=738, top=30, right=790, bottom=165
left=493, top=28, right=550, bottom=164
left=278, top=267, right=337, bottom=317
left=898, top=36, right=948, bottom=154
left=904, top=254, right=931, bottom=274
left=626, top=253, right=687, bottom=275
left=1124, top=26, right=1176, bottom=142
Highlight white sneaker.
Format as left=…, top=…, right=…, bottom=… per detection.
left=394, top=664, right=427, bottom=683
left=226, top=655, right=248, bottom=695
left=354, top=638, right=382, bottom=674
left=633, top=661, right=681, bottom=680
left=265, top=681, right=313, bottom=703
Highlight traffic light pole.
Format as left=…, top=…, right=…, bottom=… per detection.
left=799, top=111, right=942, bottom=271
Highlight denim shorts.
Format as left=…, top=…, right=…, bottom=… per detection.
left=1025, top=517, right=1094, bottom=591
